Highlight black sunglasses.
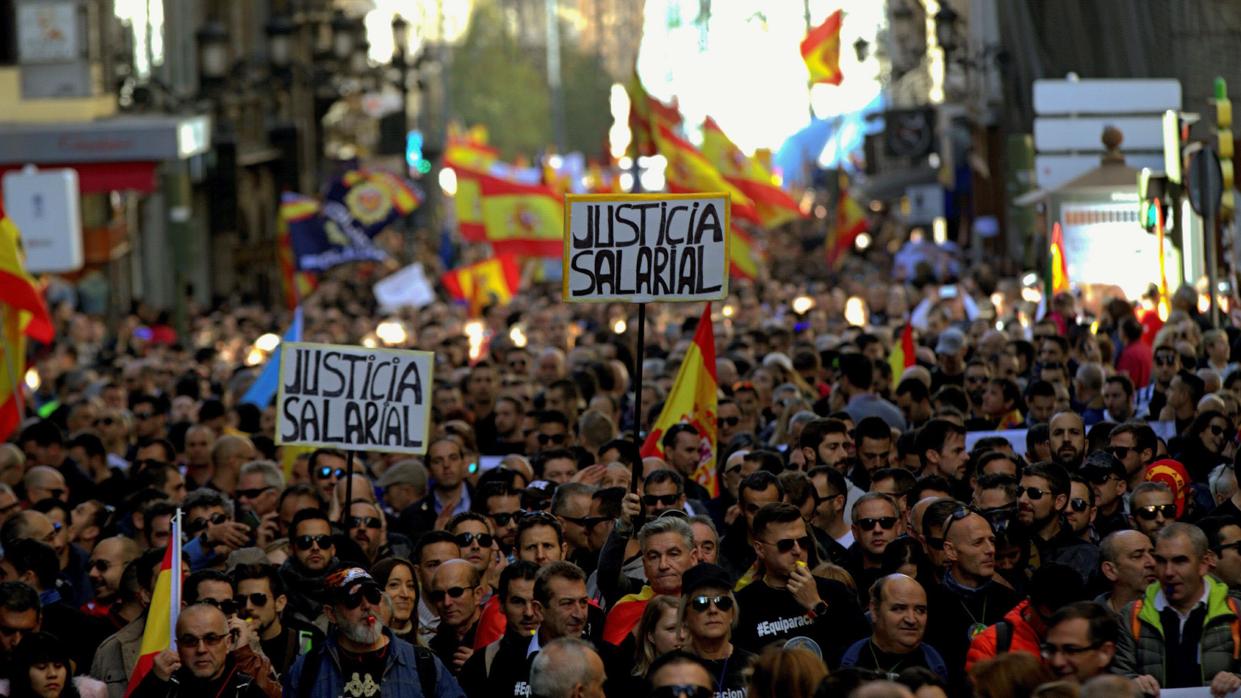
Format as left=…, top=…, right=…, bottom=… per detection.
left=235, top=592, right=268, bottom=607
left=1135, top=504, right=1176, bottom=521
left=198, top=597, right=239, bottom=616
left=1017, top=486, right=1051, bottom=501
left=428, top=585, right=477, bottom=604
left=340, top=585, right=383, bottom=609
left=689, top=595, right=734, bottom=613
left=455, top=532, right=494, bottom=548
left=489, top=511, right=522, bottom=527
left=643, top=493, right=682, bottom=507
left=718, top=416, right=740, bottom=428
left=1154, top=354, right=1178, bottom=366
left=941, top=507, right=972, bottom=541
left=538, top=433, right=567, bottom=446
left=1107, top=446, right=1132, bottom=460
left=186, top=512, right=228, bottom=535
left=93, top=417, right=115, bottom=426
left=562, top=515, right=607, bottom=528
left=1069, top=497, right=1090, bottom=513
left=856, top=517, right=898, bottom=532
left=236, top=487, right=274, bottom=500
left=763, top=535, right=812, bottom=553
left=652, top=686, right=712, bottom=698
left=89, top=559, right=112, bottom=574
left=348, top=516, right=383, bottom=530
left=293, top=534, right=334, bottom=550
left=1209, top=424, right=1229, bottom=437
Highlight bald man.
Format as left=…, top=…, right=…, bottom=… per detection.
left=428, top=559, right=484, bottom=674
left=85, top=536, right=141, bottom=620
left=24, top=465, right=68, bottom=504
left=840, top=574, right=947, bottom=681
left=208, top=435, right=256, bottom=494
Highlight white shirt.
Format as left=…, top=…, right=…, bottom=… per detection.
left=835, top=529, right=855, bottom=549
left=1153, top=583, right=1211, bottom=633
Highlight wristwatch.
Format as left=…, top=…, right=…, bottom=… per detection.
left=613, top=518, right=634, bottom=538
left=807, top=601, right=829, bottom=619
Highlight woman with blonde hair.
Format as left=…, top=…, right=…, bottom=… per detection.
left=969, top=652, right=1055, bottom=698
left=747, top=646, right=828, bottom=698
left=625, top=595, right=684, bottom=692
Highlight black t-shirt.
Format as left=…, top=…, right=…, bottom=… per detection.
left=1211, top=497, right=1241, bottom=521
left=733, top=577, right=869, bottom=667
left=337, top=644, right=390, bottom=698
left=698, top=647, right=756, bottom=698
left=459, top=632, right=533, bottom=698
left=260, top=628, right=291, bottom=677
left=846, top=639, right=933, bottom=680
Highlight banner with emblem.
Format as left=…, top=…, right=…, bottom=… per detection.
left=283, top=193, right=388, bottom=272
left=323, top=169, right=421, bottom=239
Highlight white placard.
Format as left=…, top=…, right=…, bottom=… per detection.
left=562, top=193, right=730, bottom=303
left=373, top=263, right=436, bottom=312
left=276, top=342, right=434, bottom=454
left=2, top=166, right=82, bottom=273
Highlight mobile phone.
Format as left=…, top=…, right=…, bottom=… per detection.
left=940, top=285, right=958, bottom=299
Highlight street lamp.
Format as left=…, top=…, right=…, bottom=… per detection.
left=196, top=21, right=230, bottom=86
left=265, top=14, right=296, bottom=71
left=854, top=36, right=870, bottom=62
left=934, top=3, right=961, bottom=57
left=392, top=14, right=410, bottom=58
left=351, top=40, right=371, bottom=77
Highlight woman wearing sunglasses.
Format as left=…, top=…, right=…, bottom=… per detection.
left=372, top=557, right=419, bottom=645
left=679, top=563, right=754, bottom=698
left=1174, top=410, right=1233, bottom=482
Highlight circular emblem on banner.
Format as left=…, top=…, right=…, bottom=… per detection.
left=783, top=636, right=822, bottom=658
left=344, top=183, right=393, bottom=226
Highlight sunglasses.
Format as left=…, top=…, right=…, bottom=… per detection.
left=1135, top=504, right=1176, bottom=521
left=198, top=597, right=239, bottom=616
left=941, top=507, right=972, bottom=540
left=455, top=532, right=494, bottom=548
left=93, top=417, right=115, bottom=426
left=1155, top=354, right=1178, bottom=366
left=718, top=416, right=740, bottom=428
left=186, top=512, right=228, bottom=535
left=133, top=412, right=156, bottom=420
left=762, top=535, right=812, bottom=553
left=538, top=433, right=567, bottom=446
left=1017, top=486, right=1051, bottom=501
left=236, top=487, right=274, bottom=500
left=1069, top=498, right=1090, bottom=513
left=429, top=585, right=477, bottom=604
left=348, top=516, right=383, bottom=530
left=340, top=585, right=383, bottom=609
left=316, top=467, right=345, bottom=479
left=1209, top=424, right=1229, bottom=437
left=489, top=511, right=522, bottom=527
left=235, top=593, right=268, bottom=607
left=643, top=493, right=682, bottom=507
left=689, top=595, right=734, bottom=613
left=44, top=488, right=66, bottom=500
left=562, top=515, right=608, bottom=528
left=652, top=686, right=713, bottom=698
left=177, top=632, right=230, bottom=649
left=856, top=517, right=898, bottom=532
left=293, top=534, right=334, bottom=551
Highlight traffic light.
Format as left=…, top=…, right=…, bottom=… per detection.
left=1138, top=168, right=1169, bottom=232
left=406, top=130, right=432, bottom=175
left=1216, top=77, right=1235, bottom=220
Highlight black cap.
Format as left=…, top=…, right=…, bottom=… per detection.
left=521, top=480, right=557, bottom=510
left=1080, top=450, right=1125, bottom=481
left=680, top=563, right=734, bottom=597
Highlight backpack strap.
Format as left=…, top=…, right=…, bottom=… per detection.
left=1227, top=597, right=1241, bottom=660
left=484, top=641, right=501, bottom=676
left=1130, top=600, right=1144, bottom=643
left=995, top=620, right=1013, bottom=655
left=413, top=645, right=438, bottom=698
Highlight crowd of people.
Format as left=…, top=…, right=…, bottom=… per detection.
left=7, top=255, right=1241, bottom=698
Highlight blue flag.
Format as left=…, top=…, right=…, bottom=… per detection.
left=240, top=306, right=304, bottom=407
left=284, top=193, right=387, bottom=272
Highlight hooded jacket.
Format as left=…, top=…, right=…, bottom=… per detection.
left=965, top=599, right=1044, bottom=670
left=1114, top=576, right=1241, bottom=686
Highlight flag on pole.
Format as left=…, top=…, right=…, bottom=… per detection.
left=625, top=73, right=684, bottom=158
left=1048, top=221, right=1070, bottom=295
left=602, top=585, right=656, bottom=646
left=441, top=255, right=522, bottom=317
left=478, top=174, right=565, bottom=258
left=125, top=510, right=181, bottom=696
left=641, top=303, right=719, bottom=497
left=277, top=202, right=319, bottom=310
left=729, top=225, right=763, bottom=280
left=654, top=124, right=762, bottom=226
left=701, top=117, right=803, bottom=229
left=240, top=307, right=304, bottom=407
left=826, top=186, right=868, bottom=269
left=801, top=9, right=844, bottom=86
left=0, top=205, right=54, bottom=443
left=888, top=324, right=916, bottom=388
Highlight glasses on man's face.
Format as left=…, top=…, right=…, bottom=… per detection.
left=1134, top=504, right=1176, bottom=521
left=1155, top=354, right=1178, bottom=367
left=718, top=416, right=740, bottom=428
left=562, top=514, right=607, bottom=528
left=856, top=517, right=898, bottom=532
left=762, top=535, right=812, bottom=553
left=429, top=585, right=477, bottom=604
left=538, top=433, right=567, bottom=446
left=93, top=417, right=115, bottom=427
left=44, top=488, right=66, bottom=500
left=1039, top=642, right=1101, bottom=659
left=197, top=598, right=239, bottom=616
left=1069, top=498, right=1090, bottom=513
left=652, top=685, right=713, bottom=698
left=941, top=507, right=971, bottom=541
left=293, top=534, right=334, bottom=551
left=454, top=532, right=494, bottom=549
left=643, top=493, right=682, bottom=507
left=340, top=585, right=383, bottom=609
left=236, top=487, right=274, bottom=500
left=89, top=559, right=112, bottom=574
left=133, top=412, right=156, bottom=420
left=688, top=595, right=734, bottom=613
left=1017, top=486, right=1050, bottom=501
left=489, top=511, right=522, bottom=527
left=348, top=516, right=383, bottom=530
left=186, top=512, right=228, bottom=535
left=235, top=593, right=268, bottom=608
left=177, top=632, right=230, bottom=650
left=317, top=467, right=345, bottom=480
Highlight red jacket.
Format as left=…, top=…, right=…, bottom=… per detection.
left=965, top=599, right=1045, bottom=670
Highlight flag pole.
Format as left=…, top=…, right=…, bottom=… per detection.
left=170, top=507, right=181, bottom=651
left=630, top=303, right=646, bottom=494
left=342, top=450, right=355, bottom=524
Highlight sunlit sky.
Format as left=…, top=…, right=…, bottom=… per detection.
left=637, top=0, right=886, bottom=153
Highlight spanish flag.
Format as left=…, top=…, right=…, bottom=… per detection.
left=888, top=324, right=916, bottom=389
left=586, top=162, right=624, bottom=194
left=801, top=9, right=844, bottom=86
left=1048, top=222, right=1070, bottom=295
left=478, top=174, right=564, bottom=258
left=625, top=73, right=684, bottom=158
left=125, top=513, right=181, bottom=696
left=441, top=255, right=522, bottom=317
left=654, top=124, right=761, bottom=227
left=729, top=225, right=762, bottom=281
left=602, top=585, right=656, bottom=646
left=277, top=198, right=319, bottom=309
left=641, top=303, right=719, bottom=497
left=827, top=186, right=868, bottom=268
left=700, top=117, right=803, bottom=229
left=0, top=206, right=54, bottom=442
left=449, top=166, right=488, bottom=242
left=445, top=124, right=499, bottom=171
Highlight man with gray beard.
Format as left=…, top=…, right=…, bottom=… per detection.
left=283, top=567, right=465, bottom=697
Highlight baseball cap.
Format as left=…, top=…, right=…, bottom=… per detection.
left=935, top=328, right=966, bottom=355
left=377, top=460, right=428, bottom=490
left=325, top=567, right=380, bottom=600
left=1144, top=459, right=1190, bottom=518
left=680, top=563, right=734, bottom=597
left=1079, top=451, right=1125, bottom=482
left=522, top=480, right=557, bottom=510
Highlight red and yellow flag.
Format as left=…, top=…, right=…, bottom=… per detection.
left=441, top=254, right=521, bottom=317
left=449, top=166, right=489, bottom=242
left=701, top=117, right=803, bottom=229
left=125, top=517, right=181, bottom=696
left=445, top=124, right=499, bottom=172
left=1049, top=221, right=1070, bottom=295
left=602, top=585, right=656, bottom=646
left=625, top=74, right=684, bottom=158
left=277, top=197, right=319, bottom=310
left=0, top=206, right=54, bottom=442
left=654, top=124, right=761, bottom=227
left=888, top=324, right=916, bottom=388
left=641, top=303, right=719, bottom=497
left=478, top=174, right=564, bottom=258
left=729, top=225, right=763, bottom=281
left=801, top=9, right=844, bottom=85
left=827, top=187, right=868, bottom=268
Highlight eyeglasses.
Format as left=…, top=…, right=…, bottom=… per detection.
left=235, top=593, right=268, bottom=607
left=340, top=585, right=383, bottom=609
left=718, top=416, right=740, bottom=428
left=1134, top=504, right=1176, bottom=521
left=428, top=585, right=477, bottom=604
left=538, top=433, right=567, bottom=446
left=1107, top=446, right=1132, bottom=460
left=186, top=512, right=228, bottom=535
left=89, top=559, right=112, bottom=574
left=236, top=487, right=274, bottom=500
left=133, top=411, right=156, bottom=420
left=761, top=535, right=812, bottom=553
left=643, top=493, right=682, bottom=507
left=1218, top=542, right=1241, bottom=556
left=293, top=534, right=334, bottom=550
left=1155, top=354, right=1178, bottom=366
left=652, top=685, right=713, bottom=698
left=44, top=488, right=66, bottom=500
left=197, top=598, right=239, bottom=616
left=347, top=516, right=383, bottom=530
left=1069, top=498, right=1090, bottom=513
left=941, top=507, right=971, bottom=541
left=561, top=514, right=607, bottom=528
left=489, top=511, right=522, bottom=527
left=93, top=417, right=115, bottom=427
left=1017, top=486, right=1051, bottom=501
left=177, top=632, right=229, bottom=649
left=454, top=532, right=494, bottom=548
left=1040, top=642, right=1101, bottom=659
left=316, top=467, right=345, bottom=479
left=688, top=595, right=734, bottom=613
left=1209, top=424, right=1229, bottom=437
left=856, top=517, right=898, bottom=531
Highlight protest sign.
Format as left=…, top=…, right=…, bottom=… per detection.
left=276, top=342, right=434, bottom=454
left=562, top=192, right=730, bottom=303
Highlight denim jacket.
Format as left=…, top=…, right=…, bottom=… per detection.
left=282, top=627, right=464, bottom=698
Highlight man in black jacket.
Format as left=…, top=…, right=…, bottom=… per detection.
left=459, top=561, right=540, bottom=698
left=133, top=604, right=272, bottom=698
left=279, top=509, right=341, bottom=629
